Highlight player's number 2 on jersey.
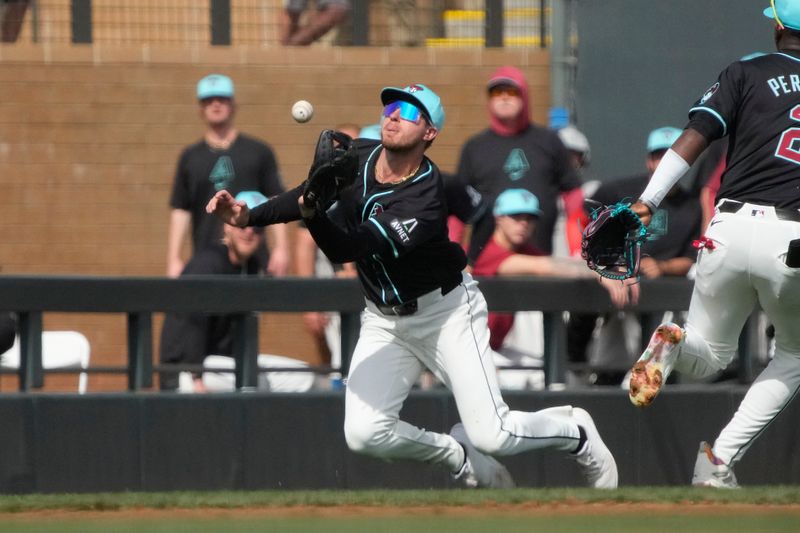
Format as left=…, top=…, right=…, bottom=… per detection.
left=776, top=105, right=800, bottom=165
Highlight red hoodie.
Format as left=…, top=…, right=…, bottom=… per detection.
left=487, top=66, right=531, bottom=137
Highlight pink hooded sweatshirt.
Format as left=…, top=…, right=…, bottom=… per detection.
left=487, top=65, right=531, bottom=136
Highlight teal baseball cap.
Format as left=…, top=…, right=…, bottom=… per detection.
left=493, top=189, right=542, bottom=217
left=235, top=190, right=268, bottom=209
left=380, top=84, right=446, bottom=131
left=764, top=0, right=800, bottom=30
left=197, top=74, right=235, bottom=100
left=647, top=127, right=682, bottom=153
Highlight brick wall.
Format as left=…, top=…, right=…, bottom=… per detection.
left=0, top=43, right=550, bottom=391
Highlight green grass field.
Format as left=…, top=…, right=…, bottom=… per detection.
left=0, top=487, right=798, bottom=533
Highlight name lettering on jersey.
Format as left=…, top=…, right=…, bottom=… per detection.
left=389, top=218, right=416, bottom=243
left=767, top=74, right=800, bottom=97
left=503, top=149, right=530, bottom=181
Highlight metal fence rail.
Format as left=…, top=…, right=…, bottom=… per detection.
left=0, top=274, right=743, bottom=393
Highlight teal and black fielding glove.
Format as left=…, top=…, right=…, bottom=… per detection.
left=302, top=129, right=358, bottom=214
left=581, top=202, right=648, bottom=280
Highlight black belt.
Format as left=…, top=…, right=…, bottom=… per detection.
left=718, top=200, right=800, bottom=222
left=374, top=279, right=460, bottom=316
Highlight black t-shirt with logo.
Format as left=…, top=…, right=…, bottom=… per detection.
left=457, top=124, right=581, bottom=259
left=687, top=51, right=800, bottom=208
left=169, top=134, right=285, bottom=251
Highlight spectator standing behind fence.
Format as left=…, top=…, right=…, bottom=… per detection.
left=281, top=0, right=350, bottom=45
left=167, top=74, right=289, bottom=279
left=572, top=127, right=702, bottom=385
left=160, top=191, right=268, bottom=392
left=455, top=66, right=585, bottom=263
left=472, top=189, right=628, bottom=390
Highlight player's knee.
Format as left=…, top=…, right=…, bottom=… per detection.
left=343, top=417, right=392, bottom=455
left=462, top=427, right=505, bottom=456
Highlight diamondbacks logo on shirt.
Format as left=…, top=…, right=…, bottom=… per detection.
left=390, top=218, right=417, bottom=243
left=503, top=149, right=530, bottom=181
left=647, top=209, right=668, bottom=240
left=209, top=156, right=235, bottom=191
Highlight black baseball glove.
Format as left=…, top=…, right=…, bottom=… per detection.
left=302, top=129, right=358, bottom=214
left=581, top=201, right=648, bottom=280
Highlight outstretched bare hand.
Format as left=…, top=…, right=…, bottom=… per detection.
left=206, top=190, right=249, bottom=227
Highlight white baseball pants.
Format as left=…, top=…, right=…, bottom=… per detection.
left=677, top=201, right=800, bottom=465
left=343, top=272, right=580, bottom=473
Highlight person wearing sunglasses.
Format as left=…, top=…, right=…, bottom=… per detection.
left=206, top=84, right=618, bottom=489
left=623, top=0, right=800, bottom=488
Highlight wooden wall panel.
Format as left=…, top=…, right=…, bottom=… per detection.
left=0, top=44, right=550, bottom=391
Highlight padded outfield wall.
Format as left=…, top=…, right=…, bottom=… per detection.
left=0, top=389, right=798, bottom=493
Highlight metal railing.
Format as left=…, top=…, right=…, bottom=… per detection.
left=9, top=0, right=551, bottom=47
left=1, top=274, right=763, bottom=395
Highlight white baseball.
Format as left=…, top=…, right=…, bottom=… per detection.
left=291, top=100, right=314, bottom=123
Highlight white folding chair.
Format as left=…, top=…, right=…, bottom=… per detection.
left=0, top=331, right=91, bottom=394
left=178, top=354, right=315, bottom=393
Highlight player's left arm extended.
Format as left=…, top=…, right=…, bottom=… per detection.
left=635, top=128, right=709, bottom=221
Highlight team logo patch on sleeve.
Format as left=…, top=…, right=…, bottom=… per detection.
left=369, top=203, right=384, bottom=218
left=389, top=218, right=418, bottom=243
left=699, top=82, right=720, bottom=105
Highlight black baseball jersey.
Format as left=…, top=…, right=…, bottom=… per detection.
left=248, top=139, right=467, bottom=307
left=687, top=51, right=800, bottom=208
left=170, top=134, right=285, bottom=251
left=457, top=124, right=581, bottom=256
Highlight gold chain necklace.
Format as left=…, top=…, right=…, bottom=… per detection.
left=380, top=163, right=420, bottom=185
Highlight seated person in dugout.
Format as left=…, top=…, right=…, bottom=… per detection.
left=472, top=188, right=630, bottom=389
left=159, top=191, right=268, bottom=392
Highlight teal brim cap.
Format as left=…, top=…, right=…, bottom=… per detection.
left=763, top=2, right=800, bottom=31
left=380, top=84, right=446, bottom=131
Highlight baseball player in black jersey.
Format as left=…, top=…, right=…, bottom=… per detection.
left=627, top=0, right=800, bottom=488
left=207, top=83, right=617, bottom=489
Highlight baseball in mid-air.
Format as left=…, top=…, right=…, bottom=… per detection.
left=291, top=100, right=314, bottom=123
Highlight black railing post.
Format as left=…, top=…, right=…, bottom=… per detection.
left=543, top=311, right=567, bottom=388
left=484, top=0, right=503, bottom=47
left=233, top=312, right=258, bottom=390
left=210, top=0, right=231, bottom=45
left=70, top=0, right=92, bottom=44
left=127, top=312, right=153, bottom=390
left=539, top=0, right=547, bottom=48
left=350, top=0, right=369, bottom=46
left=18, top=311, right=43, bottom=390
